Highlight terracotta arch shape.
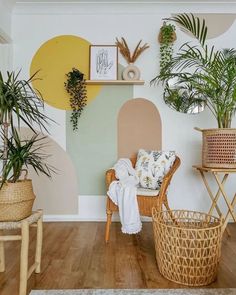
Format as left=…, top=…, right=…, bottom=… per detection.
left=118, top=98, right=162, bottom=159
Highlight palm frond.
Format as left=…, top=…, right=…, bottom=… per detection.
left=167, top=13, right=207, bottom=46
left=152, top=13, right=236, bottom=127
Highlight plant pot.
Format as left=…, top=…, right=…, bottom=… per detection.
left=158, top=31, right=177, bottom=43
left=195, top=128, right=236, bottom=168
left=0, top=179, right=36, bottom=221
left=122, top=63, right=141, bottom=81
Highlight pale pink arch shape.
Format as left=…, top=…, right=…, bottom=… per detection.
left=118, top=98, right=162, bottom=159
left=20, top=128, right=78, bottom=215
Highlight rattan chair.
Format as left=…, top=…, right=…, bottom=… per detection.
left=105, top=155, right=181, bottom=242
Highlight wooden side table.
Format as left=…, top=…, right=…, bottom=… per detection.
left=0, top=210, right=43, bottom=295
left=193, top=166, right=236, bottom=233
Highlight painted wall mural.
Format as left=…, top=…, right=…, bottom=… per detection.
left=118, top=98, right=162, bottom=159
left=30, top=34, right=134, bottom=197
left=173, top=14, right=236, bottom=39
left=30, top=35, right=102, bottom=110
left=66, top=85, right=133, bottom=195
left=30, top=35, right=162, bottom=198
left=20, top=128, right=78, bottom=215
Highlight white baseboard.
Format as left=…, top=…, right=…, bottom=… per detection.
left=42, top=195, right=233, bottom=223
left=43, top=194, right=152, bottom=222
left=43, top=215, right=109, bottom=222
left=43, top=215, right=152, bottom=222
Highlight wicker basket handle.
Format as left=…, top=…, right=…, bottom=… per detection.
left=194, top=127, right=203, bottom=132
left=20, top=169, right=28, bottom=180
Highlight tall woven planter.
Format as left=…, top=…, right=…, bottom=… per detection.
left=196, top=128, right=236, bottom=168
left=0, top=180, right=36, bottom=221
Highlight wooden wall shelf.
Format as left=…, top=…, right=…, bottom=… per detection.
left=86, top=80, right=145, bottom=85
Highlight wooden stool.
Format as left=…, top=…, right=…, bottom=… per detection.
left=0, top=210, right=43, bottom=295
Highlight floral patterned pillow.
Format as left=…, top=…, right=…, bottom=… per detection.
left=135, top=149, right=176, bottom=190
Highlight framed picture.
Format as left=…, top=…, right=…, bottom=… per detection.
left=89, top=45, right=118, bottom=80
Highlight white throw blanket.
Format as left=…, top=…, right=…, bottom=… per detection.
left=107, top=158, right=142, bottom=234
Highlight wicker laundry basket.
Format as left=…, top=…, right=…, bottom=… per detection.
left=0, top=179, right=36, bottom=221
left=152, top=209, right=223, bottom=286
left=195, top=128, right=236, bottom=168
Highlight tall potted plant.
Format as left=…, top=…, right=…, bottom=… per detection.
left=152, top=14, right=236, bottom=168
left=0, top=71, right=54, bottom=221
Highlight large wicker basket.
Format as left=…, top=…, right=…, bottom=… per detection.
left=152, top=209, right=222, bottom=286
left=196, top=128, right=236, bottom=168
left=0, top=179, right=36, bottom=221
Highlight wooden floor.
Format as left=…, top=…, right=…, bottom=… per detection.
left=0, top=222, right=236, bottom=294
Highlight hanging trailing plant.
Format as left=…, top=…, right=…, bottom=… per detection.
left=158, top=22, right=176, bottom=73
left=151, top=21, right=179, bottom=112
left=65, top=68, right=87, bottom=131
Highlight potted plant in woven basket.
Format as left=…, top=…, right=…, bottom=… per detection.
left=152, top=14, right=236, bottom=168
left=0, top=71, right=54, bottom=221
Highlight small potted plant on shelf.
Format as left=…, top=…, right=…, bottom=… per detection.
left=152, top=14, right=236, bottom=168
left=0, top=71, right=54, bottom=221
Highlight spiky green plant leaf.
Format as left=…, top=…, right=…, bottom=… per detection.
left=0, top=128, right=56, bottom=185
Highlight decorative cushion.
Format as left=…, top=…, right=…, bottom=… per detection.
left=137, top=187, right=159, bottom=196
left=135, top=149, right=176, bottom=190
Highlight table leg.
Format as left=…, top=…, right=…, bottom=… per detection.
left=0, top=230, right=5, bottom=272
left=213, top=173, right=236, bottom=223
left=208, top=173, right=228, bottom=215
left=19, top=220, right=29, bottom=295
left=199, top=171, right=224, bottom=217
left=199, top=171, right=231, bottom=236
left=222, top=193, right=236, bottom=233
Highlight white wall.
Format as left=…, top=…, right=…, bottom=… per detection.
left=0, top=0, right=13, bottom=74
left=0, top=0, right=13, bottom=37
left=12, top=2, right=236, bottom=220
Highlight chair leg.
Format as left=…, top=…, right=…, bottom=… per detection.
left=105, top=210, right=112, bottom=243
left=0, top=230, right=5, bottom=272
left=19, top=220, right=29, bottom=295
left=35, top=215, right=43, bottom=273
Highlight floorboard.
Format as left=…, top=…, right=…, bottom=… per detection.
left=0, top=222, right=235, bottom=294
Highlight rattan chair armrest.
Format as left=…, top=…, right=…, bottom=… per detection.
left=106, top=169, right=117, bottom=189
left=159, top=156, right=181, bottom=198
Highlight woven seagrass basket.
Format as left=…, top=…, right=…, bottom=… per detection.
left=195, top=128, right=236, bottom=168
left=0, top=178, right=36, bottom=222
left=152, top=208, right=223, bottom=286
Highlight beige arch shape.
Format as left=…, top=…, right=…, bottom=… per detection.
left=118, top=98, right=162, bottom=159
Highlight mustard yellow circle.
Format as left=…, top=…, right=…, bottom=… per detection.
left=30, top=35, right=101, bottom=110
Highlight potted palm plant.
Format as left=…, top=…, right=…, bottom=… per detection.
left=0, top=71, right=54, bottom=221
left=152, top=14, right=236, bottom=168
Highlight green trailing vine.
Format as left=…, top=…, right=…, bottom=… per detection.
left=159, top=22, right=176, bottom=73
left=65, top=68, right=87, bottom=131
left=151, top=21, right=178, bottom=111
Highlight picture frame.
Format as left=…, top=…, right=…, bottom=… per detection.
left=89, top=45, right=118, bottom=80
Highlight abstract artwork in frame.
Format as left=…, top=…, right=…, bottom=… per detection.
left=89, top=45, right=118, bottom=80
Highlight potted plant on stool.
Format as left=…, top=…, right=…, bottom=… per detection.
left=0, top=71, right=54, bottom=221
left=152, top=14, right=236, bottom=168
